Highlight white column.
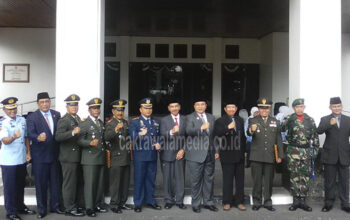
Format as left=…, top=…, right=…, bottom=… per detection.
left=56, top=0, right=105, bottom=118
left=119, top=36, right=130, bottom=117
left=212, top=38, right=222, bottom=117
left=289, top=0, right=341, bottom=121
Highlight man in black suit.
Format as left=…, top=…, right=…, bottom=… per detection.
left=27, top=92, right=64, bottom=218
left=214, top=102, right=246, bottom=211
left=185, top=98, right=219, bottom=213
left=160, top=99, right=187, bottom=210
left=317, top=97, right=350, bottom=213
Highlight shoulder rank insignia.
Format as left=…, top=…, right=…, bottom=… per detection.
left=132, top=117, right=139, bottom=120
left=81, top=118, right=87, bottom=122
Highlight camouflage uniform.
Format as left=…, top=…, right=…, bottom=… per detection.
left=282, top=113, right=319, bottom=201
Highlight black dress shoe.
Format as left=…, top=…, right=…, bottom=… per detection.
left=341, top=207, right=350, bottom=213
left=6, top=214, right=21, bottom=220
left=321, top=205, right=332, bottom=212
left=37, top=213, right=46, bottom=219
left=164, top=203, right=174, bottom=209
left=50, top=208, right=65, bottom=214
left=86, top=209, right=96, bottom=217
left=18, top=208, right=36, bottom=215
left=300, top=204, right=312, bottom=212
left=65, top=210, right=85, bottom=217
left=111, top=207, right=122, bottom=214
left=77, top=207, right=85, bottom=212
left=134, top=206, right=142, bottom=213
left=147, top=203, right=162, bottom=210
left=264, top=206, right=276, bottom=211
left=95, top=206, right=108, bottom=213
left=192, top=207, right=201, bottom=213
left=252, top=205, right=261, bottom=211
left=176, top=204, right=187, bottom=209
left=203, top=205, right=218, bottom=212
left=289, top=204, right=298, bottom=211
left=119, top=204, right=133, bottom=210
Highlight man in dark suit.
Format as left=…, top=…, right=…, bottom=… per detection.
left=55, top=94, right=84, bottom=217
left=214, top=102, right=246, bottom=211
left=104, top=99, right=133, bottom=214
left=247, top=98, right=283, bottom=212
left=129, top=98, right=162, bottom=213
left=77, top=98, right=108, bottom=217
left=27, top=92, right=64, bottom=218
left=160, top=99, right=187, bottom=210
left=185, top=98, right=219, bottom=213
left=317, top=97, right=350, bottom=213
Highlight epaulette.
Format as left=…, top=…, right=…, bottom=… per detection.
left=107, top=119, right=113, bottom=123
left=81, top=118, right=87, bottom=122
left=132, top=117, right=139, bottom=120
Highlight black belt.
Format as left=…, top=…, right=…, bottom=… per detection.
left=289, top=144, right=309, bottom=148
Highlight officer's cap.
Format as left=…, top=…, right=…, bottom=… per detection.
left=139, top=98, right=152, bottom=109
left=111, top=99, right=127, bottom=111
left=64, top=94, right=80, bottom=106
left=257, top=97, right=272, bottom=109
left=1, top=97, right=18, bottom=109
left=87, top=98, right=102, bottom=108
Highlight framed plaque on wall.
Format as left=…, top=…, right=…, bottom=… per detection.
left=3, top=64, right=30, bottom=83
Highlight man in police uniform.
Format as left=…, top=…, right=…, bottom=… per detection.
left=104, top=99, right=132, bottom=214
left=0, top=97, right=36, bottom=220
left=129, top=98, right=162, bottom=213
left=247, top=98, right=283, bottom=211
left=281, top=98, right=319, bottom=212
left=55, top=94, right=85, bottom=217
left=77, top=98, right=107, bottom=217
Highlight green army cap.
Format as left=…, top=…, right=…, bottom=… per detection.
left=257, top=97, right=272, bottom=109
left=292, top=98, right=304, bottom=107
left=87, top=98, right=102, bottom=108
left=111, top=99, right=127, bottom=111
left=64, top=94, right=80, bottom=106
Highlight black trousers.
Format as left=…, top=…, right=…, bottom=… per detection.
left=109, top=165, right=130, bottom=207
left=221, top=162, right=245, bottom=205
left=251, top=161, right=275, bottom=206
left=1, top=163, right=27, bottom=215
left=32, top=161, right=60, bottom=214
left=61, top=162, right=85, bottom=211
left=324, top=162, right=350, bottom=207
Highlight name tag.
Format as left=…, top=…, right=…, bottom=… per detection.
left=269, top=124, right=277, bottom=127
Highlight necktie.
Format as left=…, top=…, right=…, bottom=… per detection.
left=174, top=117, right=179, bottom=126
left=337, top=116, right=340, bottom=127
left=148, top=118, right=151, bottom=125
left=95, top=119, right=100, bottom=127
left=44, top=113, right=52, bottom=132
left=263, top=117, right=267, bottom=123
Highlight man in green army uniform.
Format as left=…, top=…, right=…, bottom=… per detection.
left=281, top=98, right=319, bottom=212
left=77, top=98, right=108, bottom=217
left=104, top=99, right=133, bottom=214
left=55, top=94, right=85, bottom=217
left=247, top=98, right=283, bottom=212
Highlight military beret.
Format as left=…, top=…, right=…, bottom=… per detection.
left=292, top=98, right=304, bottom=107
left=1, top=97, right=18, bottom=109
left=330, top=97, right=342, bottom=105
left=64, top=94, right=80, bottom=106
left=110, top=99, right=127, bottom=110
left=37, top=92, right=50, bottom=101
left=257, top=97, right=272, bottom=108
left=87, top=98, right=102, bottom=108
left=139, top=98, right=152, bottom=109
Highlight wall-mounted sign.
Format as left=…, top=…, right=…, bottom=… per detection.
left=3, top=64, right=30, bottom=83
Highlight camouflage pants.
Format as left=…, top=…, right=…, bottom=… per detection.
left=287, top=145, right=312, bottom=197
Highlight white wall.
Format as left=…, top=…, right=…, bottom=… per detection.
left=260, top=32, right=289, bottom=112
left=0, top=28, right=56, bottom=116
left=342, top=34, right=350, bottom=115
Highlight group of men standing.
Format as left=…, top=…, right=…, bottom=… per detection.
left=0, top=92, right=350, bottom=220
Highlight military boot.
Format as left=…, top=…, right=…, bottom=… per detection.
left=289, top=196, right=299, bottom=211
left=299, top=197, right=312, bottom=212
